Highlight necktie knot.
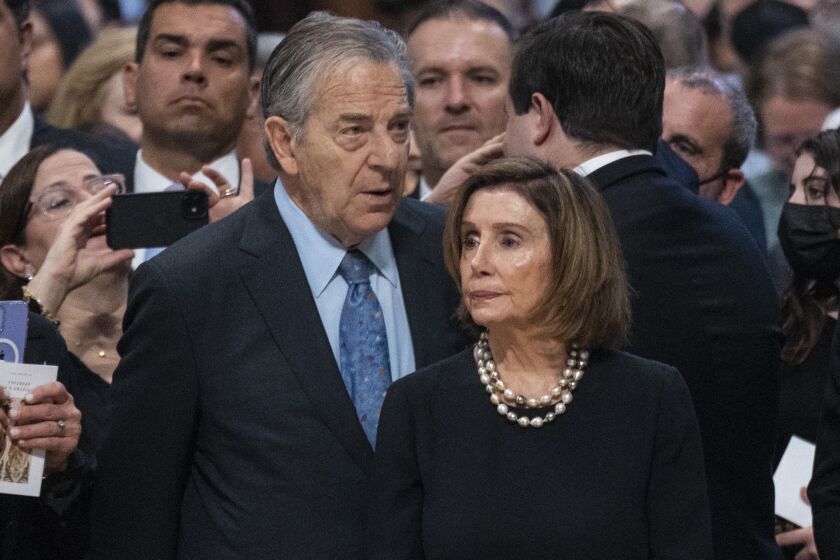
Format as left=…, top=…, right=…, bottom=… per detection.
left=338, top=250, right=374, bottom=285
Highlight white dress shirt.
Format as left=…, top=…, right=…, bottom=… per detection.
left=574, top=149, right=653, bottom=177
left=131, top=149, right=240, bottom=267
left=0, top=103, right=34, bottom=181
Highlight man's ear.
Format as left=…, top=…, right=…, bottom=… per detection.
left=264, top=116, right=298, bottom=175
left=0, top=244, right=31, bottom=281
left=123, top=62, right=138, bottom=112
left=718, top=169, right=745, bottom=205
left=246, top=76, right=260, bottom=120
left=530, top=92, right=556, bottom=147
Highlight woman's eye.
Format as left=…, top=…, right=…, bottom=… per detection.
left=462, top=236, right=478, bottom=249
left=501, top=236, right=520, bottom=248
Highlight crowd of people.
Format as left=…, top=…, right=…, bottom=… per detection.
left=1, top=0, right=840, bottom=558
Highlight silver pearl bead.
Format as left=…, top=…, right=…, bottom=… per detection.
left=574, top=369, right=584, bottom=381
left=551, top=386, right=563, bottom=397
left=559, top=378, right=568, bottom=387
left=480, top=373, right=490, bottom=385
left=485, top=385, right=494, bottom=394
left=517, top=416, right=530, bottom=428
left=555, top=402, right=566, bottom=415
left=568, top=381, right=577, bottom=390
left=539, top=394, right=552, bottom=406
left=495, top=379, right=506, bottom=391
left=497, top=403, right=509, bottom=415
left=503, top=388, right=515, bottom=400
left=562, top=391, right=573, bottom=404
left=566, top=358, right=576, bottom=366
left=490, top=393, right=500, bottom=405
left=477, top=359, right=485, bottom=369
left=490, top=370, right=499, bottom=379
left=564, top=368, right=574, bottom=378
left=569, top=349, right=578, bottom=357
left=526, top=398, right=538, bottom=408
left=545, top=412, right=556, bottom=422
left=579, top=350, right=589, bottom=360
left=506, top=412, right=517, bottom=422
left=473, top=346, right=482, bottom=361
left=482, top=351, right=492, bottom=362
left=515, top=395, right=526, bottom=406
left=485, top=359, right=495, bottom=372
left=530, top=416, right=544, bottom=428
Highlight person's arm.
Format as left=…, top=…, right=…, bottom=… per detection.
left=367, top=379, right=425, bottom=560
left=647, top=368, right=714, bottom=560
left=809, top=351, right=840, bottom=558
left=87, top=260, right=199, bottom=560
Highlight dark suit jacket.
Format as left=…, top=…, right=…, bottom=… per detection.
left=88, top=193, right=469, bottom=559
left=30, top=115, right=137, bottom=192
left=588, top=155, right=783, bottom=560
left=809, top=323, right=840, bottom=558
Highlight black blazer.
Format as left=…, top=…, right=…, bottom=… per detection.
left=30, top=115, right=137, bottom=192
left=368, top=348, right=713, bottom=560
left=588, top=155, right=783, bottom=560
left=88, top=193, right=469, bottom=560
left=809, top=323, right=840, bottom=558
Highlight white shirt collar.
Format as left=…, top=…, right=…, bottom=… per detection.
left=418, top=176, right=433, bottom=200
left=132, top=149, right=240, bottom=195
left=573, top=149, right=653, bottom=177
left=0, top=102, right=35, bottom=180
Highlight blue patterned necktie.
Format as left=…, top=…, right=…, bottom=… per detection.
left=338, top=249, right=392, bottom=447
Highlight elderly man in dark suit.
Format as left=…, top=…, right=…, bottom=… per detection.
left=504, top=12, right=783, bottom=560
left=88, top=11, right=467, bottom=560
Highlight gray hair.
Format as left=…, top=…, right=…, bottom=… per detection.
left=261, top=11, right=415, bottom=170
left=667, top=67, right=757, bottom=170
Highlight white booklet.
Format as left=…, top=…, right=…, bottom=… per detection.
left=0, top=361, right=58, bottom=497
left=773, top=435, right=816, bottom=528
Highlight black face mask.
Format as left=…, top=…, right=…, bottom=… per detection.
left=778, top=202, right=840, bottom=283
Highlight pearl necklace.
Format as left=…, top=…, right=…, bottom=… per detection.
left=473, top=331, right=589, bottom=428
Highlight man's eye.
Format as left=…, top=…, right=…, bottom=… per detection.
left=472, top=75, right=497, bottom=84
left=419, top=76, right=441, bottom=87
left=213, top=55, right=233, bottom=66
left=342, top=126, right=363, bottom=136
left=670, top=140, right=695, bottom=156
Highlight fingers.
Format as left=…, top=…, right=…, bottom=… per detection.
left=25, top=381, right=71, bottom=405
left=776, top=527, right=810, bottom=547
left=800, top=486, right=811, bottom=506
left=187, top=180, right=221, bottom=208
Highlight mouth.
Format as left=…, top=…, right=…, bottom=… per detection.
left=439, top=124, right=477, bottom=133
left=360, top=188, right=396, bottom=202
left=173, top=96, right=210, bottom=108
left=468, top=290, right=501, bottom=301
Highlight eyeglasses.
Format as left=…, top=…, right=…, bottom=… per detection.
left=27, top=174, right=126, bottom=221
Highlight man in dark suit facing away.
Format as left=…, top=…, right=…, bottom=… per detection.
left=88, top=10, right=468, bottom=560
left=503, top=12, right=783, bottom=560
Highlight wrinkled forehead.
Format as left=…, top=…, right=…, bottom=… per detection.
left=309, top=59, right=411, bottom=120
left=147, top=2, right=248, bottom=52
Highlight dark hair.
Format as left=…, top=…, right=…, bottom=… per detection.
left=136, top=0, right=257, bottom=71
left=443, top=156, right=630, bottom=348
left=33, top=0, right=92, bottom=68
left=0, top=145, right=60, bottom=299
left=3, top=0, right=29, bottom=26
left=510, top=11, right=664, bottom=152
left=731, top=0, right=808, bottom=65
left=407, top=0, right=516, bottom=41
left=782, top=129, right=840, bottom=365
left=549, top=0, right=598, bottom=17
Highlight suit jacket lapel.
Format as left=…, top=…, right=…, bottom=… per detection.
left=389, top=202, right=438, bottom=369
left=238, top=194, right=374, bottom=473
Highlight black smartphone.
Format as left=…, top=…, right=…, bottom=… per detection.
left=106, top=191, right=209, bottom=249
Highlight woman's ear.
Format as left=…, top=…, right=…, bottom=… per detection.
left=0, top=244, right=32, bottom=280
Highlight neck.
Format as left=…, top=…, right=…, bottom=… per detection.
left=421, top=164, right=445, bottom=190
left=140, top=137, right=231, bottom=183
left=0, top=88, right=26, bottom=138
left=56, top=270, right=128, bottom=383
left=549, top=137, right=623, bottom=169
left=486, top=325, right=568, bottom=395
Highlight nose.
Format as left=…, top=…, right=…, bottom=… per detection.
left=182, top=50, right=207, bottom=86
left=444, top=76, right=469, bottom=114
left=367, top=131, right=405, bottom=175
left=468, top=239, right=493, bottom=276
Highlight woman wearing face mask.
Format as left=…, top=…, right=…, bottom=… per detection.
left=774, top=129, right=840, bottom=560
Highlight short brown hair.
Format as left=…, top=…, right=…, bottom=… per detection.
left=0, top=145, right=60, bottom=299
left=443, top=157, right=630, bottom=348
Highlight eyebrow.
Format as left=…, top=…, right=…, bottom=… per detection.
left=418, top=65, right=501, bottom=75
left=461, top=221, right=531, bottom=232
left=153, top=34, right=243, bottom=54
